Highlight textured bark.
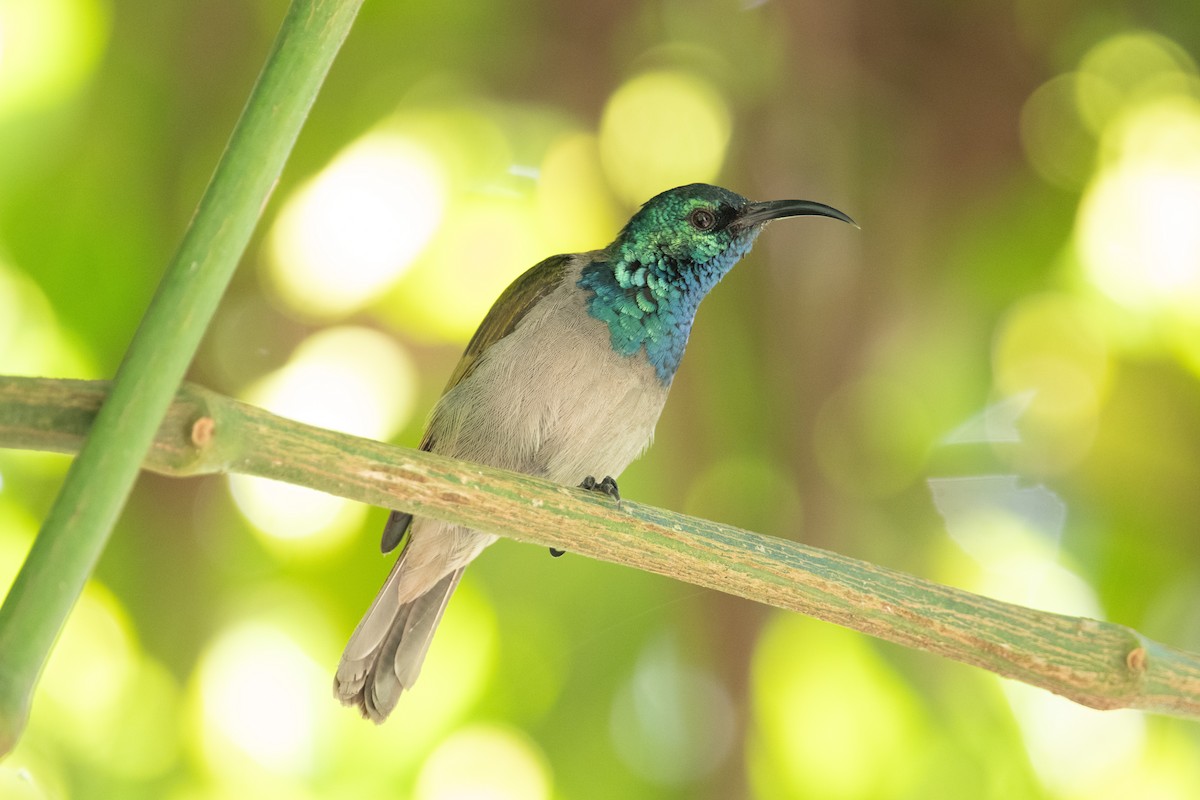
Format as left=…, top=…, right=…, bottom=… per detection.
left=4, top=375, right=1199, bottom=720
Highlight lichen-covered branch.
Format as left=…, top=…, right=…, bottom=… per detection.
left=4, top=375, right=1199, bottom=722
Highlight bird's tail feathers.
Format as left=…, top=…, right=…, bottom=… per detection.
left=333, top=552, right=463, bottom=723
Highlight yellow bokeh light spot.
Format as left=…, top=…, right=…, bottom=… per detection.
left=1075, top=31, right=1198, bottom=134
left=1019, top=73, right=1104, bottom=189
left=1077, top=100, right=1200, bottom=314
left=599, top=70, right=731, bottom=205
left=0, top=260, right=95, bottom=378
left=387, top=194, right=544, bottom=343
left=23, top=576, right=181, bottom=780
left=230, top=327, right=417, bottom=550
left=1102, top=734, right=1200, bottom=800
left=229, top=476, right=363, bottom=549
left=1003, top=681, right=1145, bottom=797
left=0, top=0, right=107, bottom=118
left=751, top=616, right=926, bottom=799
left=266, top=133, right=447, bottom=320
left=415, top=724, right=551, bottom=800
left=243, top=326, right=417, bottom=439
left=40, top=582, right=137, bottom=722
left=928, top=475, right=1105, bottom=619
left=195, top=623, right=324, bottom=777
left=993, top=293, right=1111, bottom=472
left=535, top=132, right=624, bottom=253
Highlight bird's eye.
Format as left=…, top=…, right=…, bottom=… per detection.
left=688, top=208, right=718, bottom=231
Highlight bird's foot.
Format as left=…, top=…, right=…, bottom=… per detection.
left=549, top=475, right=622, bottom=557
left=579, top=474, right=621, bottom=504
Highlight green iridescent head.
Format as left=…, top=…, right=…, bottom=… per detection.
left=611, top=183, right=853, bottom=278
left=613, top=184, right=759, bottom=272
left=580, top=183, right=854, bottom=383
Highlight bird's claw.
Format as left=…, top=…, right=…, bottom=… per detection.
left=579, top=474, right=621, bottom=505
left=548, top=475, right=622, bottom=558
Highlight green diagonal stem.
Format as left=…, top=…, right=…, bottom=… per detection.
left=0, top=0, right=363, bottom=755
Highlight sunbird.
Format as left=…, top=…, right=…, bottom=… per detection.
left=334, top=182, right=853, bottom=722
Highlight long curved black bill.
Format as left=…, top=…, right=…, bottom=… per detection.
left=736, top=198, right=856, bottom=228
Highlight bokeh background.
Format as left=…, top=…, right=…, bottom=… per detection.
left=3, top=0, right=1200, bottom=797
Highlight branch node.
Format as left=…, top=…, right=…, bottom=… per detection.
left=1126, top=646, right=1148, bottom=673
left=190, top=416, right=216, bottom=448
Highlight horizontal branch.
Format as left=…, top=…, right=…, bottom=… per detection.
left=4, top=374, right=1199, bottom=718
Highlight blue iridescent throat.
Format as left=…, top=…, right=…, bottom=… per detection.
left=578, top=236, right=758, bottom=384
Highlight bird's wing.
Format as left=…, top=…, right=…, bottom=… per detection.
left=380, top=252, right=575, bottom=553
left=438, top=251, right=575, bottom=393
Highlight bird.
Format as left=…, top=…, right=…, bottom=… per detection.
left=333, top=182, right=853, bottom=722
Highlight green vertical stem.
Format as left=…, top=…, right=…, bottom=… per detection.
left=0, top=0, right=363, bottom=755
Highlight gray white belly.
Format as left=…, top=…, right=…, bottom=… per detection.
left=398, top=268, right=670, bottom=599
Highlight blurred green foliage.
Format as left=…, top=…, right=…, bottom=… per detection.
left=2, top=0, right=1200, bottom=798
